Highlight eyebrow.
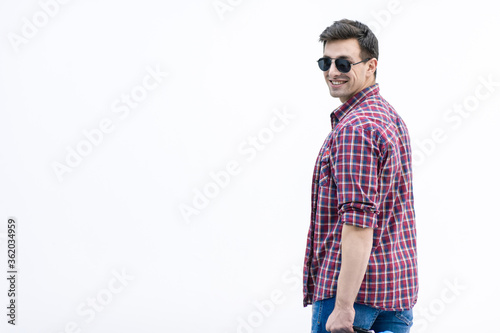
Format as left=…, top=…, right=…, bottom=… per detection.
left=323, top=55, right=354, bottom=61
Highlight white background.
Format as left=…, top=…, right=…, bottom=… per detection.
left=1, top=0, right=499, bottom=332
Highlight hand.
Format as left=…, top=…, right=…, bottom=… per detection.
left=325, top=306, right=355, bottom=333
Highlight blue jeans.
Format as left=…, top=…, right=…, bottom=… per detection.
left=311, top=297, right=413, bottom=333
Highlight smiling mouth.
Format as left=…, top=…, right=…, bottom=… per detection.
left=330, top=80, right=348, bottom=87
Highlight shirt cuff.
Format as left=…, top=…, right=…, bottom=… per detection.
left=340, top=209, right=378, bottom=229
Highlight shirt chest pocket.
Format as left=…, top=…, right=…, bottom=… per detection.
left=319, top=153, right=333, bottom=188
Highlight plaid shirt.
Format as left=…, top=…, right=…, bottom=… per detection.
left=303, top=84, right=418, bottom=310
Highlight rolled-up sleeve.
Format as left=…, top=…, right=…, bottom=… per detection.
left=331, top=125, right=385, bottom=229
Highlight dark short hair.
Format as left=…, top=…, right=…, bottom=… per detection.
left=319, top=19, right=379, bottom=76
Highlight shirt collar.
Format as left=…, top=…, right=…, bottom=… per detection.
left=330, top=83, right=380, bottom=128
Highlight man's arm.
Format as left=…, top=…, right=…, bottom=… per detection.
left=325, top=224, right=373, bottom=333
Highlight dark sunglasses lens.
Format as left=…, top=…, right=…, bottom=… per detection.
left=335, top=59, right=351, bottom=73
left=318, top=58, right=331, bottom=71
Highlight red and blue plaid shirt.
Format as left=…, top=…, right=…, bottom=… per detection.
left=303, top=84, right=418, bottom=310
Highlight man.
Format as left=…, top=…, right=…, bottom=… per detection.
left=303, top=19, right=418, bottom=333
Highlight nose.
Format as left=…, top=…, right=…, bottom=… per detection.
left=327, top=62, right=342, bottom=78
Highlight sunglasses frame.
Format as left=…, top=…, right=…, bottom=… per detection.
left=317, top=57, right=372, bottom=73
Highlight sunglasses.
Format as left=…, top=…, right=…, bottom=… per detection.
left=317, top=57, right=371, bottom=73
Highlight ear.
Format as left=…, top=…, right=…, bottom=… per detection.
left=366, top=58, right=378, bottom=78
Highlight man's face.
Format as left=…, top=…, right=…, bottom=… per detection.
left=322, top=38, right=377, bottom=103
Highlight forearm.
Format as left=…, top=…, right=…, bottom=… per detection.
left=335, top=224, right=373, bottom=310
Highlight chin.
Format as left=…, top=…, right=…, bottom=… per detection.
left=329, top=90, right=346, bottom=99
